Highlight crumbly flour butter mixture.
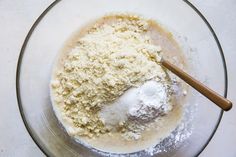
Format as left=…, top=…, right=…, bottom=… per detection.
left=50, top=14, right=188, bottom=153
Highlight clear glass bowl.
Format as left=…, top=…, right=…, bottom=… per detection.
left=16, top=1, right=227, bottom=157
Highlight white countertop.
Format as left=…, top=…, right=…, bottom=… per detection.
left=0, top=0, right=235, bottom=156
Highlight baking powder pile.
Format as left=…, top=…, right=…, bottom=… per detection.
left=99, top=80, right=172, bottom=140
left=51, top=14, right=173, bottom=140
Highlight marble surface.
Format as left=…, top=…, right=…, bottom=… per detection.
left=0, top=0, right=235, bottom=156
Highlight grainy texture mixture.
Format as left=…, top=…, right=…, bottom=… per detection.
left=51, top=14, right=171, bottom=139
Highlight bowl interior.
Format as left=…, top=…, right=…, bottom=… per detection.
left=17, top=1, right=225, bottom=156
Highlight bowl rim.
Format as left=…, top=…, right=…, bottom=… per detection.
left=16, top=0, right=227, bottom=156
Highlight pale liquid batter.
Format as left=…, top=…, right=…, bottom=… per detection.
left=51, top=15, right=189, bottom=153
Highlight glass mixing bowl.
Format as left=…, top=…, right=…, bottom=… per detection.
left=16, top=0, right=228, bottom=156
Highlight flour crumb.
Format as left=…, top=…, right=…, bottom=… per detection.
left=51, top=14, right=170, bottom=139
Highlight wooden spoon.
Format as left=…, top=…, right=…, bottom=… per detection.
left=160, top=58, right=232, bottom=111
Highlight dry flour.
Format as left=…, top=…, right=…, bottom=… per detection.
left=51, top=14, right=168, bottom=138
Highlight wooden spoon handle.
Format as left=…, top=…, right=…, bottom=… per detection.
left=161, top=58, right=232, bottom=111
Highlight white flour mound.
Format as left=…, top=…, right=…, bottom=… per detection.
left=99, top=80, right=172, bottom=139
